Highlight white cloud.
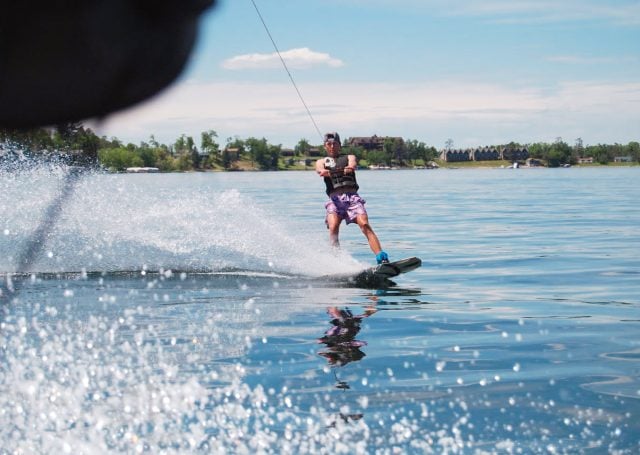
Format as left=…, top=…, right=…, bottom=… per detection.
left=95, top=79, right=640, bottom=148
left=349, top=0, right=640, bottom=25
left=222, top=47, right=344, bottom=70
left=547, top=55, right=637, bottom=65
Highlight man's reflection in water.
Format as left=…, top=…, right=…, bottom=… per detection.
left=317, top=306, right=376, bottom=388
left=318, top=306, right=376, bottom=427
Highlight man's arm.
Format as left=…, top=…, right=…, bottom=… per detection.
left=316, top=158, right=330, bottom=177
left=345, top=155, right=357, bottom=173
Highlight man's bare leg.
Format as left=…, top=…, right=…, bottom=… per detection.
left=326, top=213, right=341, bottom=248
left=355, top=214, right=382, bottom=254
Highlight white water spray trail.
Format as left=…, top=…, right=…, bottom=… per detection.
left=1, top=165, right=362, bottom=276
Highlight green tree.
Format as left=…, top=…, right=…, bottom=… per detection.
left=103, top=136, right=122, bottom=149
left=605, top=143, right=630, bottom=163
left=44, top=122, right=101, bottom=164
left=268, top=144, right=282, bottom=170
left=245, top=137, right=278, bottom=170
left=383, top=137, right=407, bottom=165
left=626, top=141, right=640, bottom=162
left=574, top=137, right=584, bottom=159
left=294, top=138, right=311, bottom=156
left=528, top=142, right=550, bottom=161
left=221, top=149, right=233, bottom=169
left=201, top=130, right=219, bottom=154
left=200, top=130, right=219, bottom=169
left=98, top=147, right=143, bottom=171
left=406, top=139, right=434, bottom=165
left=176, top=152, right=193, bottom=171
left=551, top=138, right=573, bottom=165
left=546, top=149, right=563, bottom=168
left=75, top=127, right=100, bottom=164
left=172, top=134, right=198, bottom=170
left=137, top=142, right=160, bottom=167
left=0, top=127, right=54, bottom=154
left=53, top=122, right=83, bottom=148
left=154, top=147, right=177, bottom=171
left=367, top=149, right=390, bottom=166
left=589, top=144, right=609, bottom=164
left=342, top=145, right=365, bottom=163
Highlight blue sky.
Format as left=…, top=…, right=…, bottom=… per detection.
left=97, top=0, right=640, bottom=149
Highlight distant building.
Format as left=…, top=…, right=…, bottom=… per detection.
left=281, top=148, right=295, bottom=157
left=222, top=147, right=240, bottom=160
left=307, top=147, right=323, bottom=157
left=578, top=157, right=593, bottom=164
left=502, top=147, right=529, bottom=162
left=441, top=148, right=471, bottom=162
left=472, top=146, right=500, bottom=161
left=614, top=156, right=632, bottom=163
left=347, top=135, right=404, bottom=151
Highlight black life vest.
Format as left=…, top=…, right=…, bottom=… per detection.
left=323, top=155, right=359, bottom=196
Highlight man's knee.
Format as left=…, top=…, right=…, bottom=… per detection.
left=359, top=222, right=372, bottom=234
left=327, top=217, right=341, bottom=232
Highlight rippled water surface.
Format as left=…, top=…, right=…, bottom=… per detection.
left=1, top=166, right=639, bottom=453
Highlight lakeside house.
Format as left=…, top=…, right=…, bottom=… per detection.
left=222, top=147, right=240, bottom=160
left=614, top=156, right=632, bottom=163
left=441, top=149, right=471, bottom=162
left=347, top=135, right=405, bottom=151
left=472, top=146, right=500, bottom=161
left=578, top=157, right=594, bottom=164
left=501, top=147, right=529, bottom=162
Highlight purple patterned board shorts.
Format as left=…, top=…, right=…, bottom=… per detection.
left=325, top=192, right=367, bottom=226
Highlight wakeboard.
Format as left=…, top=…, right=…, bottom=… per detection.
left=328, top=256, right=422, bottom=288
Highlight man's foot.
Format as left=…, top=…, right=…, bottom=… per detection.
left=376, top=251, right=389, bottom=264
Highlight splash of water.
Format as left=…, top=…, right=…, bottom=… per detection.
left=0, top=301, right=371, bottom=453
left=1, top=162, right=362, bottom=277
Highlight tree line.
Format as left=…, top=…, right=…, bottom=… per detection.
left=1, top=123, right=638, bottom=171
left=526, top=137, right=640, bottom=167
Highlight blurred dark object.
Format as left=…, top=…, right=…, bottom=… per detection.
left=0, top=0, right=216, bottom=128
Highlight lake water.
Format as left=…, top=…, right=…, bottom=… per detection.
left=1, top=165, right=639, bottom=453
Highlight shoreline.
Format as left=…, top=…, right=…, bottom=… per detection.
left=123, top=161, right=639, bottom=173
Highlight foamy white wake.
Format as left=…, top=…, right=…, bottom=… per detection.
left=1, top=163, right=363, bottom=276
